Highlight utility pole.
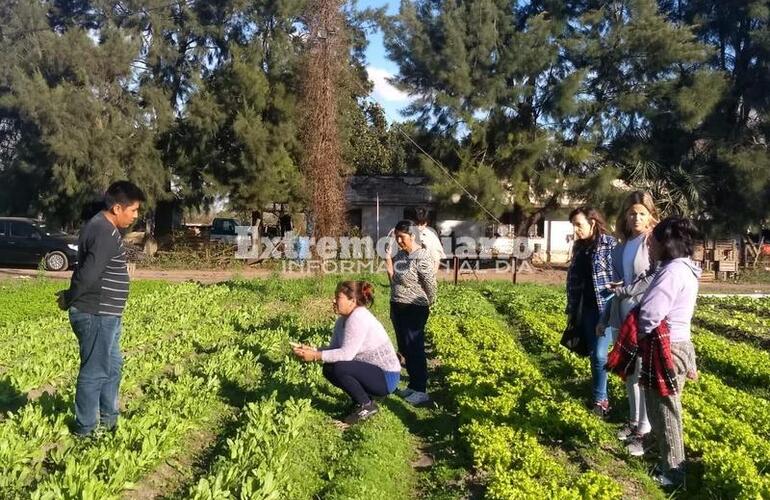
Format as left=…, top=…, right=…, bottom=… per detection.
left=300, top=0, right=348, bottom=239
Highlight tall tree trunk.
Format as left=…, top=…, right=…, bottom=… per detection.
left=299, top=0, right=348, bottom=239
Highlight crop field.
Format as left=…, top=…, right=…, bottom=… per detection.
left=0, top=277, right=768, bottom=499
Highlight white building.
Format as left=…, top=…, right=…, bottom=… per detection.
left=345, top=175, right=576, bottom=262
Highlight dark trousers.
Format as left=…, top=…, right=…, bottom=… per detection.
left=69, top=307, right=123, bottom=435
left=322, top=361, right=390, bottom=405
left=390, top=301, right=430, bottom=393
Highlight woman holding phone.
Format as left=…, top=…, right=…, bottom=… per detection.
left=386, top=220, right=438, bottom=406
left=292, top=281, right=401, bottom=424
left=598, top=191, right=659, bottom=455
left=566, top=206, right=616, bottom=417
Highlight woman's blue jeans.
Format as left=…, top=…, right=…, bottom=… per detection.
left=579, top=306, right=611, bottom=403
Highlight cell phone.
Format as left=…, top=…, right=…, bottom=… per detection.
left=599, top=287, right=615, bottom=299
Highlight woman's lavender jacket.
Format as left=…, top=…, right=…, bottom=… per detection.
left=638, top=258, right=702, bottom=343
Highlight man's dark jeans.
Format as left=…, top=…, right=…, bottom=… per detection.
left=69, top=307, right=123, bottom=435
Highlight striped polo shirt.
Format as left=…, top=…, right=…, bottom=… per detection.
left=65, top=213, right=130, bottom=316
left=98, top=226, right=129, bottom=316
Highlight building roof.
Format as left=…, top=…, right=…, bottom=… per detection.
left=346, top=176, right=435, bottom=206
left=0, top=217, right=41, bottom=223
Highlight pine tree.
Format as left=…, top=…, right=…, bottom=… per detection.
left=158, top=0, right=307, bottom=216
left=166, top=42, right=304, bottom=214
left=0, top=0, right=169, bottom=226
left=343, top=101, right=415, bottom=175
left=0, top=0, right=395, bottom=228
left=383, top=0, right=729, bottom=232
left=655, top=0, right=770, bottom=233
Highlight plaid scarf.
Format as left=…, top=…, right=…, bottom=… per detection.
left=605, top=309, right=639, bottom=380
left=606, top=308, right=678, bottom=397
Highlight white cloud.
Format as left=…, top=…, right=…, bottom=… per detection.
left=366, top=66, right=410, bottom=103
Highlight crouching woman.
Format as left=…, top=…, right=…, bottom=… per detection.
left=292, top=281, right=401, bottom=424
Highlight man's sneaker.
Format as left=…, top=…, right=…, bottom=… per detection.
left=625, top=432, right=649, bottom=457
left=404, top=391, right=430, bottom=406
left=343, top=401, right=379, bottom=425
left=71, top=430, right=99, bottom=444
left=100, top=422, right=118, bottom=435
left=396, top=388, right=416, bottom=398
left=617, top=422, right=637, bottom=441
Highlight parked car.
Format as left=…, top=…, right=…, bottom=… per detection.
left=210, top=218, right=251, bottom=245
left=0, top=218, right=79, bottom=271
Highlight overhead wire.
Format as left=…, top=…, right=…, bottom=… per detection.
left=346, top=68, right=505, bottom=225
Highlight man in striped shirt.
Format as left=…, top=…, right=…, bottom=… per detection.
left=57, top=181, right=145, bottom=437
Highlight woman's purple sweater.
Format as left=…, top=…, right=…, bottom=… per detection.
left=638, top=258, right=701, bottom=343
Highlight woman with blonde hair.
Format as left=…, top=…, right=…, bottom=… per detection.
left=599, top=190, right=659, bottom=455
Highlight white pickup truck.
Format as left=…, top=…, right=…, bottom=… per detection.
left=209, top=218, right=252, bottom=245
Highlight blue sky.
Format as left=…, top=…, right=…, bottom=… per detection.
left=354, top=0, right=412, bottom=122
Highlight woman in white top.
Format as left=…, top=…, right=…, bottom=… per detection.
left=599, top=191, right=659, bottom=455
left=292, top=281, right=401, bottom=425
left=415, top=207, right=446, bottom=272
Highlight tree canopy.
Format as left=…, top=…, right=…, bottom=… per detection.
left=383, top=0, right=769, bottom=233
left=0, top=0, right=767, bottom=234
left=0, top=0, right=401, bottom=228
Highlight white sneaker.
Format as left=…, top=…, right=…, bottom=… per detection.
left=404, top=391, right=430, bottom=406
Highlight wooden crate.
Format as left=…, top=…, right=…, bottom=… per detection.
left=716, top=260, right=737, bottom=272
left=714, top=239, right=737, bottom=262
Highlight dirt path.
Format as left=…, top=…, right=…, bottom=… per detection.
left=2, top=265, right=768, bottom=294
